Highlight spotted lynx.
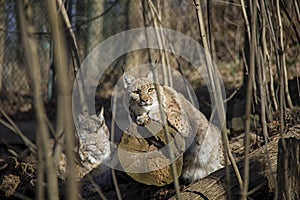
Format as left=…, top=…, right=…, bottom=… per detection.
left=124, top=72, right=191, bottom=137
left=76, top=108, right=111, bottom=171
left=76, top=108, right=112, bottom=197
left=123, top=72, right=224, bottom=182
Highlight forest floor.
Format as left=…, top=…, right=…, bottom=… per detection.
left=0, top=107, right=299, bottom=199
left=0, top=59, right=299, bottom=199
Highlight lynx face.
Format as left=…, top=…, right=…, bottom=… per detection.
left=129, top=80, right=157, bottom=107
left=123, top=73, right=163, bottom=125
left=76, top=108, right=111, bottom=167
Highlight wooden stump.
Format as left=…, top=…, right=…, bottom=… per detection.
left=277, top=137, right=300, bottom=200
left=118, top=120, right=185, bottom=186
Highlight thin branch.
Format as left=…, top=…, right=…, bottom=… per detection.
left=257, top=9, right=277, bottom=187
left=69, top=1, right=118, bottom=30
left=224, top=86, right=242, bottom=103
left=84, top=173, right=108, bottom=200
left=152, top=66, right=182, bottom=200
left=276, top=0, right=289, bottom=199
left=0, top=108, right=36, bottom=153
left=110, top=92, right=123, bottom=200
left=146, top=3, right=181, bottom=198
left=56, top=0, right=80, bottom=71
left=258, top=2, right=277, bottom=190
left=46, top=0, right=77, bottom=199
left=241, top=0, right=257, bottom=199
left=279, top=0, right=300, bottom=44
left=193, top=1, right=240, bottom=199
left=148, top=0, right=169, bottom=86
left=240, top=0, right=251, bottom=46
left=276, top=0, right=294, bottom=109
left=264, top=0, right=279, bottom=111
left=17, top=0, right=59, bottom=199
left=294, top=0, right=300, bottom=24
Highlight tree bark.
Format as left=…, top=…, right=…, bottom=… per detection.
left=277, top=138, right=300, bottom=200
left=169, top=127, right=300, bottom=200
left=0, top=2, right=5, bottom=92
left=86, top=0, right=104, bottom=54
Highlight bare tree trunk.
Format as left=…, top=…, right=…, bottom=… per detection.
left=277, top=138, right=300, bottom=200
left=125, top=0, right=144, bottom=69
left=86, top=0, right=104, bottom=54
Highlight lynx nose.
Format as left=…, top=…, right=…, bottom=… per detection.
left=140, top=93, right=152, bottom=105
left=141, top=98, right=151, bottom=105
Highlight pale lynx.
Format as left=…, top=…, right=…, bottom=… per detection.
left=76, top=107, right=111, bottom=171
left=76, top=108, right=112, bottom=197
left=123, top=72, right=224, bottom=182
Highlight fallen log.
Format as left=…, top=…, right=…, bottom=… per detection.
left=169, top=126, right=300, bottom=200
left=277, top=137, right=300, bottom=200
left=1, top=126, right=299, bottom=200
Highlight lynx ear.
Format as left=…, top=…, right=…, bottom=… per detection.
left=77, top=113, right=86, bottom=123
left=98, top=107, right=104, bottom=118
left=146, top=71, right=154, bottom=81
left=123, top=73, right=135, bottom=89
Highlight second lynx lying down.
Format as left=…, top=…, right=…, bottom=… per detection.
left=124, top=72, right=224, bottom=182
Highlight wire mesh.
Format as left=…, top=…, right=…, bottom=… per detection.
left=0, top=0, right=247, bottom=120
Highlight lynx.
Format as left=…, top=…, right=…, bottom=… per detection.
left=123, top=72, right=224, bottom=182
left=76, top=107, right=111, bottom=171
left=76, top=108, right=112, bottom=197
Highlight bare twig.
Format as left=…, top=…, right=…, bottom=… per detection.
left=17, top=0, right=59, bottom=199
left=294, top=0, right=300, bottom=24
left=276, top=1, right=289, bottom=199
left=241, top=0, right=257, bottom=199
left=84, top=173, right=108, bottom=200
left=240, top=0, right=251, bottom=45
left=279, top=0, right=300, bottom=44
left=152, top=66, right=182, bottom=200
left=224, top=86, right=241, bottom=103
left=148, top=0, right=170, bottom=86
left=146, top=2, right=181, bottom=199
left=0, top=108, right=36, bottom=153
left=264, top=1, right=278, bottom=112
left=258, top=3, right=278, bottom=194
left=193, top=1, right=241, bottom=199
left=110, top=92, right=123, bottom=200
left=276, top=0, right=294, bottom=109
left=46, top=1, right=77, bottom=200
left=257, top=11, right=276, bottom=188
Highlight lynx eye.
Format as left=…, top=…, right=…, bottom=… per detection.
left=148, top=88, right=155, bottom=93
left=133, top=90, right=139, bottom=95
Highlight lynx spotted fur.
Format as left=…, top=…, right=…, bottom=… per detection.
left=123, top=72, right=224, bottom=182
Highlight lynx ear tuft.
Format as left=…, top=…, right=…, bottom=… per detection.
left=123, top=73, right=135, bottom=89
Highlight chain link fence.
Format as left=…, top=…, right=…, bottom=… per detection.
left=1, top=0, right=298, bottom=120
left=0, top=1, right=50, bottom=119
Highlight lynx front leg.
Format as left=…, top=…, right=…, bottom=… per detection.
left=136, top=112, right=149, bottom=125
left=167, top=113, right=190, bottom=137
left=148, top=110, right=162, bottom=123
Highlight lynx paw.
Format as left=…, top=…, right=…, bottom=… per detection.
left=136, top=113, right=149, bottom=125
